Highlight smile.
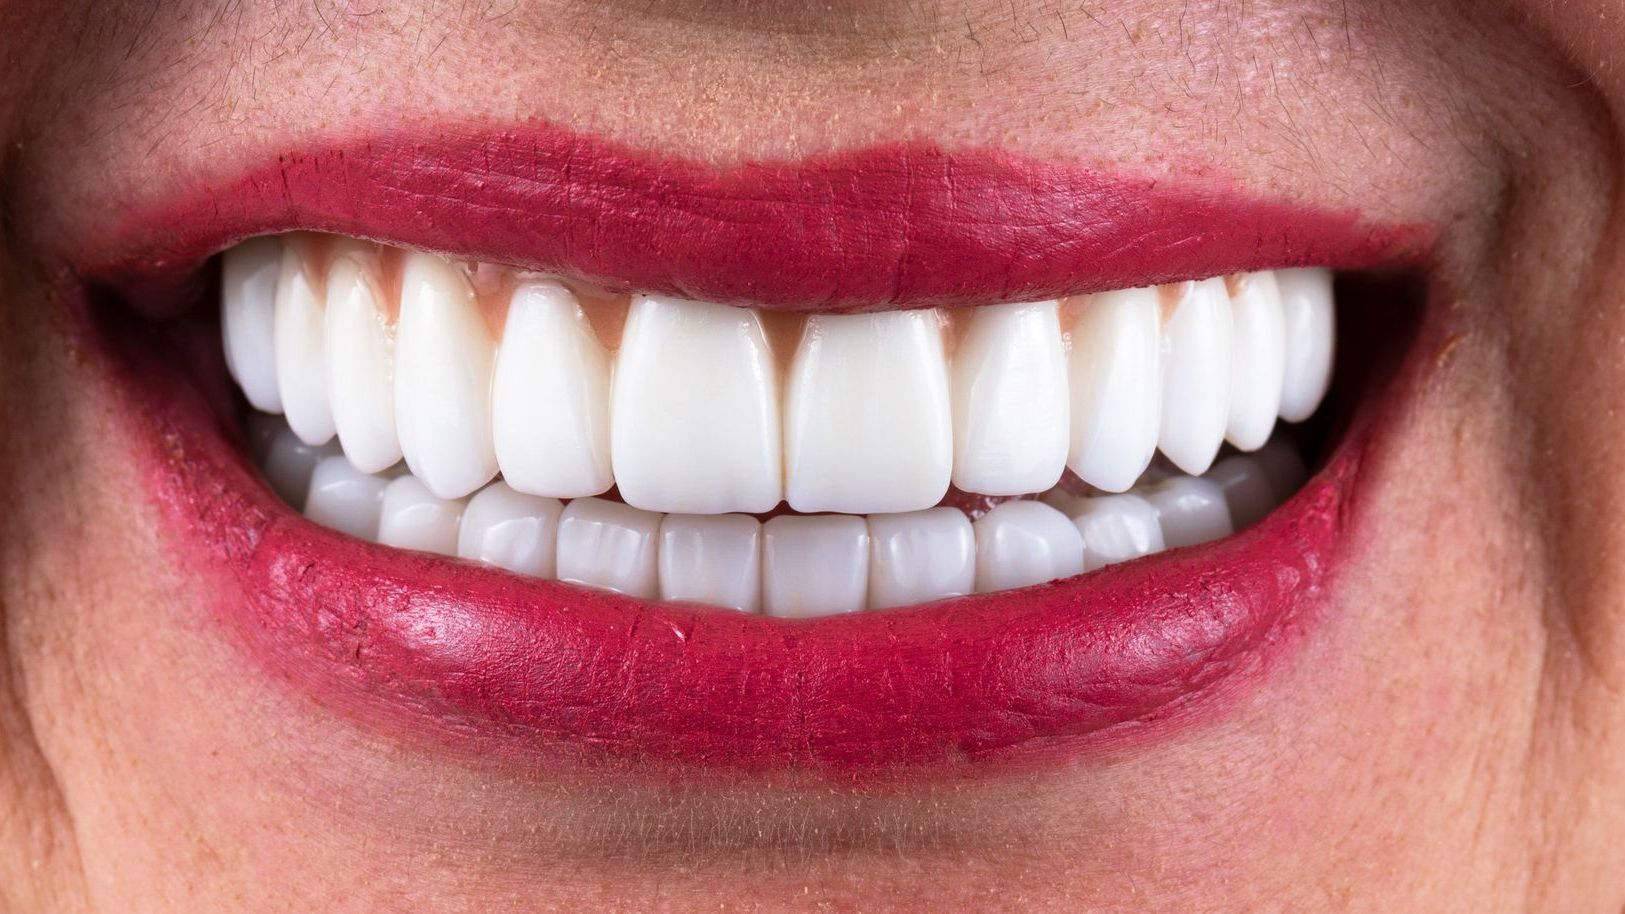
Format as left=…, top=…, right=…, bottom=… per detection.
left=80, top=126, right=1428, bottom=778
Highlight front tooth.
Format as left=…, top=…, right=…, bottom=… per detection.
left=555, top=497, right=661, bottom=599
left=1158, top=278, right=1233, bottom=475
left=1276, top=268, right=1336, bottom=422
left=612, top=296, right=783, bottom=514
left=395, top=252, right=498, bottom=499
left=302, top=454, right=387, bottom=540
left=325, top=251, right=402, bottom=473
left=785, top=311, right=952, bottom=514
left=491, top=280, right=614, bottom=498
left=1204, top=454, right=1276, bottom=530
left=1143, top=477, right=1234, bottom=549
left=1071, top=494, right=1166, bottom=571
left=951, top=302, right=1069, bottom=496
left=972, top=500, right=1085, bottom=593
left=658, top=514, right=763, bottom=612
left=221, top=237, right=284, bottom=413
left=1224, top=272, right=1286, bottom=451
left=456, top=482, right=563, bottom=577
left=376, top=475, right=465, bottom=556
left=1066, top=287, right=1163, bottom=492
left=273, top=239, right=336, bottom=445
left=762, top=515, right=871, bottom=618
left=867, top=508, right=976, bottom=609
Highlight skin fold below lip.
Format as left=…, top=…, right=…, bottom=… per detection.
left=73, top=128, right=1431, bottom=782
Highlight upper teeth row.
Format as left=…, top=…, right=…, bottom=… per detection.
left=222, top=233, right=1334, bottom=514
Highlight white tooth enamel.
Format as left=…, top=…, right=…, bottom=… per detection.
left=785, top=311, right=952, bottom=514
left=1254, top=438, right=1309, bottom=500
left=492, top=280, right=614, bottom=498
left=324, top=252, right=402, bottom=473
left=261, top=424, right=329, bottom=506
left=302, top=454, right=387, bottom=540
left=273, top=240, right=337, bottom=445
left=395, top=252, right=498, bottom=499
left=1144, top=477, right=1234, bottom=549
left=866, top=508, right=976, bottom=609
left=1066, top=287, right=1163, bottom=492
left=1038, top=488, right=1091, bottom=517
left=222, top=237, right=285, bottom=413
left=376, top=475, right=465, bottom=556
left=612, top=296, right=783, bottom=514
left=762, top=515, right=871, bottom=618
left=1071, top=494, right=1166, bottom=571
left=555, top=497, right=661, bottom=599
left=1157, top=279, right=1233, bottom=475
left=950, top=302, right=1069, bottom=496
left=456, top=482, right=563, bottom=577
left=1224, top=272, right=1286, bottom=451
left=658, top=514, right=763, bottom=612
left=1204, top=454, right=1276, bottom=530
left=972, top=500, right=1085, bottom=593
left=1276, top=268, right=1336, bottom=423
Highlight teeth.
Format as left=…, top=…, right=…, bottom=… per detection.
left=376, top=475, right=465, bottom=556
left=491, top=280, right=614, bottom=498
left=972, top=500, right=1085, bottom=593
left=1224, top=273, right=1286, bottom=452
left=303, top=454, right=388, bottom=540
left=1070, top=494, right=1166, bottom=572
left=1253, top=437, right=1309, bottom=499
left=325, top=250, right=402, bottom=473
left=612, top=296, right=783, bottom=514
left=259, top=420, right=330, bottom=506
left=456, top=482, right=563, bottom=578
left=785, top=311, right=952, bottom=514
left=1204, top=453, right=1276, bottom=530
left=762, top=515, right=871, bottom=618
left=395, top=252, right=498, bottom=499
left=951, top=302, right=1069, bottom=496
left=867, top=508, right=976, bottom=609
left=1157, top=278, right=1233, bottom=476
left=1066, top=287, right=1163, bottom=492
left=658, top=514, right=763, bottom=612
left=273, top=239, right=337, bottom=445
left=221, top=237, right=284, bottom=413
left=1143, top=477, right=1233, bottom=549
left=1276, top=268, right=1336, bottom=423
left=555, top=497, right=662, bottom=599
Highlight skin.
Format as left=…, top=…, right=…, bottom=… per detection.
left=2, top=0, right=1625, bottom=909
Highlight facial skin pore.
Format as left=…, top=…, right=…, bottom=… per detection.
left=3, top=1, right=1625, bottom=911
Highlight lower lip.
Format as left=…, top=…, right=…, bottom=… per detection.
left=89, top=295, right=1383, bottom=783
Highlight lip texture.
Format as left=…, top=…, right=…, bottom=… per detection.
left=72, top=127, right=1425, bottom=781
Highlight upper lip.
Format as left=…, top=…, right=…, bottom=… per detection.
left=73, top=123, right=1429, bottom=781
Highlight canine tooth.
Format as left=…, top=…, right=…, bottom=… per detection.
left=492, top=280, right=614, bottom=498
left=302, top=454, right=387, bottom=540
left=612, top=296, right=783, bottom=514
left=867, top=508, right=976, bottom=609
left=395, top=252, right=498, bottom=499
left=1276, top=268, right=1336, bottom=422
left=658, top=514, right=763, bottom=612
left=1071, top=494, right=1166, bottom=571
left=555, top=498, right=661, bottom=599
left=762, top=515, right=870, bottom=618
left=951, top=302, right=1069, bottom=496
left=376, top=475, right=465, bottom=555
left=973, top=500, right=1085, bottom=593
left=325, top=252, right=401, bottom=473
left=261, top=424, right=329, bottom=506
left=1225, top=272, right=1286, bottom=451
left=222, top=237, right=284, bottom=413
left=1067, top=287, right=1162, bottom=492
left=457, top=482, right=563, bottom=577
left=1205, top=454, right=1276, bottom=530
left=1144, top=477, right=1234, bottom=549
left=785, top=311, right=952, bottom=514
left=273, top=240, right=336, bottom=445
left=1158, top=279, right=1233, bottom=475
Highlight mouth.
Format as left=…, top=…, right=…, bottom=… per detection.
left=77, top=126, right=1429, bottom=780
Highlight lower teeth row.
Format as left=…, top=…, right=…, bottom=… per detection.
left=254, top=415, right=1307, bottom=616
